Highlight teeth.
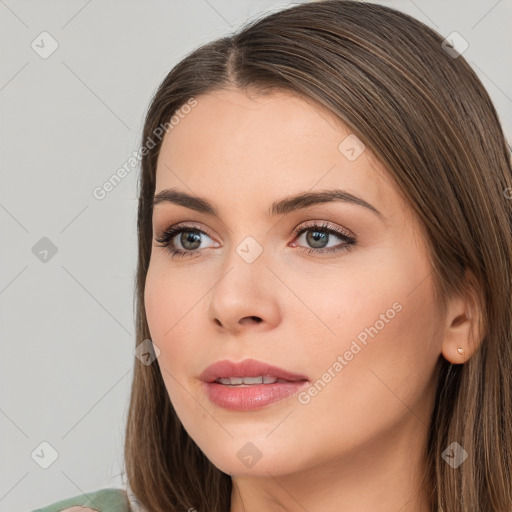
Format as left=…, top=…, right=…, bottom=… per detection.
left=242, top=376, right=264, bottom=384
left=216, top=376, right=284, bottom=385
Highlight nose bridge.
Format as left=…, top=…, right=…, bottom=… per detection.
left=234, top=232, right=266, bottom=265
left=219, top=213, right=271, bottom=267
left=216, top=230, right=269, bottom=290
left=207, top=229, right=281, bottom=330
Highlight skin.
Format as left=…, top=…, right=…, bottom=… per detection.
left=144, top=88, right=481, bottom=512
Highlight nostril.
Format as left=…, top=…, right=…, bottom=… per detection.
left=240, top=316, right=262, bottom=324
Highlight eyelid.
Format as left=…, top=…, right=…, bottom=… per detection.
left=155, top=221, right=215, bottom=240
left=291, top=219, right=354, bottom=239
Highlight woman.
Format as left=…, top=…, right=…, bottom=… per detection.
left=34, top=0, right=512, bottom=511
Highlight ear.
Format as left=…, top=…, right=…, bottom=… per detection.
left=441, top=269, right=485, bottom=364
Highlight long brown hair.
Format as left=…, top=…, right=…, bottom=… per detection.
left=122, top=1, right=512, bottom=510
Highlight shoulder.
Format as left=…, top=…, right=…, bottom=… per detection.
left=31, top=487, right=131, bottom=512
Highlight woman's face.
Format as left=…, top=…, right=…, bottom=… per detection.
left=144, top=88, right=443, bottom=481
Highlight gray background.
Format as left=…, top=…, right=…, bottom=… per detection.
left=1, top=1, right=510, bottom=511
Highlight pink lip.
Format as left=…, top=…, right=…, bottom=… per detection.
left=199, top=358, right=309, bottom=383
left=199, top=358, right=310, bottom=411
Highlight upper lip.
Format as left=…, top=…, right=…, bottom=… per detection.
left=199, top=358, right=309, bottom=383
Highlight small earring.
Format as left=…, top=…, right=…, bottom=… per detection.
left=457, top=346, right=465, bottom=356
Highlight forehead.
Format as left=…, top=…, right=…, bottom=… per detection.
left=155, top=88, right=400, bottom=219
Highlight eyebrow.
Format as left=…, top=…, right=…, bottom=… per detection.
left=152, top=187, right=383, bottom=219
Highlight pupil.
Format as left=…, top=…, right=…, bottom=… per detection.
left=307, top=230, right=327, bottom=248
left=181, top=231, right=201, bottom=250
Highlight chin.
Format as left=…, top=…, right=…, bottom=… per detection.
left=199, top=439, right=306, bottom=477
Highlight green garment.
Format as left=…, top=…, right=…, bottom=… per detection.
left=32, top=488, right=133, bottom=512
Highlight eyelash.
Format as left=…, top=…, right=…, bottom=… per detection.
left=154, top=221, right=356, bottom=259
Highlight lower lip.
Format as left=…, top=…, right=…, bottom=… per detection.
left=203, top=380, right=310, bottom=410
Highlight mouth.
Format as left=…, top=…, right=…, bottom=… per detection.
left=214, top=376, right=304, bottom=386
left=199, top=358, right=309, bottom=410
left=199, top=357, right=309, bottom=384
left=202, top=379, right=310, bottom=410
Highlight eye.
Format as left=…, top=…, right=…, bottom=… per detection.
left=291, top=221, right=356, bottom=256
left=154, top=220, right=357, bottom=260
left=154, top=223, right=218, bottom=259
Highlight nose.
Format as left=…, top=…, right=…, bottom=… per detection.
left=207, top=250, right=282, bottom=335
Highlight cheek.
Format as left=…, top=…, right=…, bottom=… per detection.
left=299, top=251, right=440, bottom=425
left=144, top=264, right=170, bottom=342
left=144, top=261, right=200, bottom=341
left=143, top=265, right=195, bottom=411
left=143, top=262, right=208, bottom=385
